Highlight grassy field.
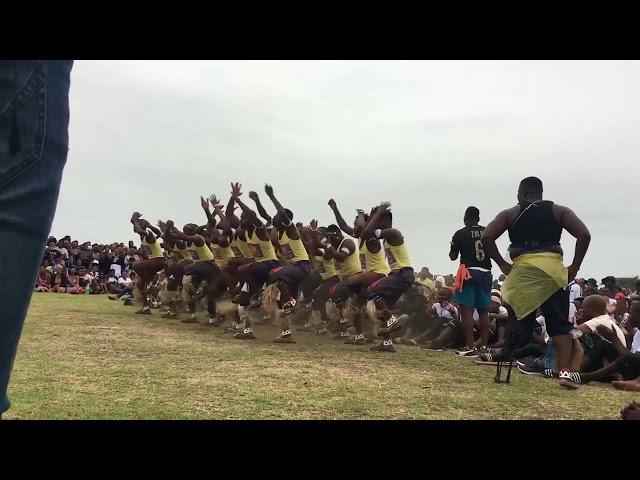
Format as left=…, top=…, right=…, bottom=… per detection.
left=5, top=294, right=637, bottom=419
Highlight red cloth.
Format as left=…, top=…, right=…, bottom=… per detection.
left=454, top=263, right=471, bottom=292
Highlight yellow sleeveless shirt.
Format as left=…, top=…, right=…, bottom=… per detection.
left=360, top=239, right=391, bottom=275
left=142, top=238, right=164, bottom=259
left=278, top=230, right=309, bottom=263
left=335, top=237, right=362, bottom=279
left=247, top=230, right=278, bottom=263
left=383, top=239, right=411, bottom=271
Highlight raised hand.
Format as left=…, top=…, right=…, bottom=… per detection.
left=249, top=191, right=259, bottom=202
left=200, top=196, right=210, bottom=211
left=157, top=219, right=167, bottom=232
left=230, top=182, right=242, bottom=199
left=209, top=194, right=220, bottom=207
left=131, top=211, right=142, bottom=222
left=328, top=198, right=337, bottom=210
left=310, top=219, right=318, bottom=230
left=264, top=183, right=274, bottom=197
left=380, top=201, right=392, bottom=210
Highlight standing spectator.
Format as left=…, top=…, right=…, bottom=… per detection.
left=416, top=267, right=434, bottom=290
left=110, top=246, right=126, bottom=278
left=68, top=241, right=81, bottom=267
left=569, top=278, right=583, bottom=303
left=602, top=276, right=622, bottom=297
left=584, top=278, right=598, bottom=296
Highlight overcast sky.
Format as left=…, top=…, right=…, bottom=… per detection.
left=52, top=60, right=640, bottom=279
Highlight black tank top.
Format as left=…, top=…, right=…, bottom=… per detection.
left=508, top=201, right=562, bottom=250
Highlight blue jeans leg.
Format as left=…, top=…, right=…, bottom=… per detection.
left=544, top=339, right=556, bottom=371
left=0, top=60, right=72, bottom=414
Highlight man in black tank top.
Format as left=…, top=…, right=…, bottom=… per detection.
left=482, top=177, right=591, bottom=389
left=449, top=207, right=493, bottom=356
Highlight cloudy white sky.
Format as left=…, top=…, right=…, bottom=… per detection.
left=52, top=60, right=640, bottom=279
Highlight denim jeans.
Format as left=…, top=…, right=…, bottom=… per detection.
left=0, top=60, right=72, bottom=414
left=544, top=339, right=556, bottom=370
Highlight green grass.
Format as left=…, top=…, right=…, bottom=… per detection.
left=5, top=294, right=637, bottom=419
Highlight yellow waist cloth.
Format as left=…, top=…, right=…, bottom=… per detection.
left=501, top=252, right=567, bottom=321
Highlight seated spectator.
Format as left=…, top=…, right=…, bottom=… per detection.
left=79, top=265, right=93, bottom=289
left=572, top=295, right=626, bottom=375
left=109, top=272, right=136, bottom=302
left=52, top=264, right=71, bottom=293
left=409, top=288, right=459, bottom=348
left=118, top=270, right=133, bottom=289
left=390, top=285, right=431, bottom=345
left=36, top=266, right=53, bottom=292
left=89, top=262, right=107, bottom=294
left=106, top=269, right=120, bottom=293
left=66, top=267, right=85, bottom=294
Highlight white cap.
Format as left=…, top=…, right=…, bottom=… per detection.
left=435, top=276, right=445, bottom=285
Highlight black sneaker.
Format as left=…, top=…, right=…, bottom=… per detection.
left=316, top=326, right=328, bottom=335
left=456, top=347, right=480, bottom=358
left=123, top=298, right=133, bottom=306
left=517, top=362, right=546, bottom=376
left=370, top=341, right=395, bottom=353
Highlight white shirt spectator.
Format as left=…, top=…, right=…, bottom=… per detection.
left=58, top=247, right=69, bottom=258
left=118, top=276, right=133, bottom=287
left=433, top=303, right=458, bottom=320
left=473, top=306, right=507, bottom=328
left=536, top=315, right=549, bottom=343
left=582, top=314, right=626, bottom=346
left=568, top=302, right=577, bottom=325
left=630, top=329, right=640, bottom=354
left=110, top=264, right=122, bottom=278
left=125, top=254, right=139, bottom=264
left=569, top=282, right=582, bottom=303
left=107, top=276, right=118, bottom=285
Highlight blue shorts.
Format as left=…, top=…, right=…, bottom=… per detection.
left=453, top=269, right=492, bottom=309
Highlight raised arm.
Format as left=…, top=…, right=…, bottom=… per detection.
left=249, top=191, right=272, bottom=226
left=328, top=199, right=355, bottom=237
left=200, top=196, right=216, bottom=229
left=264, top=184, right=298, bottom=239
left=481, top=209, right=512, bottom=276
left=225, top=186, right=241, bottom=229
left=166, top=221, right=205, bottom=247
left=361, top=202, right=403, bottom=245
left=131, top=212, right=147, bottom=237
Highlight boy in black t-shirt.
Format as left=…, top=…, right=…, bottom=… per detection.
left=449, top=206, right=493, bottom=357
